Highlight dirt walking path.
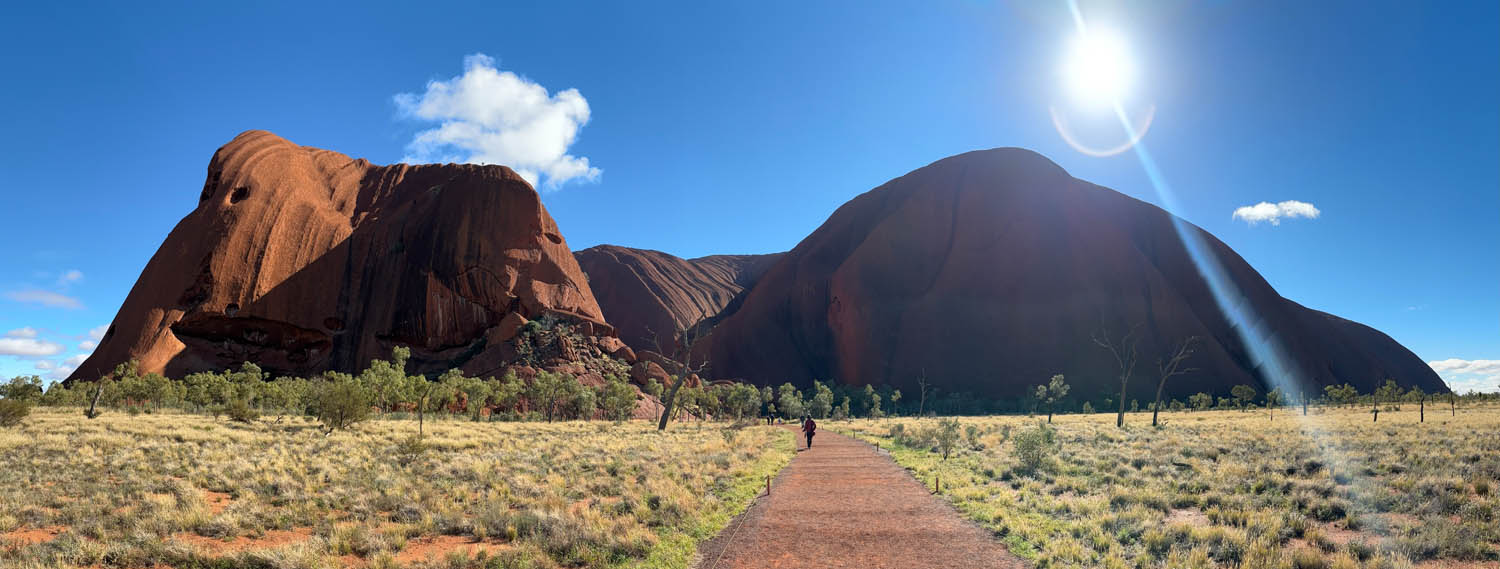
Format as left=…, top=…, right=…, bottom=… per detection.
left=695, top=427, right=1026, bottom=569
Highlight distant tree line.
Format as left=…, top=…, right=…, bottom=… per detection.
left=4, top=352, right=1492, bottom=432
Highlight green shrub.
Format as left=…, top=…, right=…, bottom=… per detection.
left=935, top=418, right=962, bottom=460
left=889, top=423, right=907, bottom=444
left=1011, top=422, right=1059, bottom=473
left=312, top=378, right=371, bottom=433
left=393, top=435, right=430, bottom=466
left=223, top=398, right=259, bottom=423
left=0, top=398, right=30, bottom=427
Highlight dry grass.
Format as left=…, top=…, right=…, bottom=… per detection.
left=0, top=410, right=793, bottom=568
left=837, top=405, right=1500, bottom=569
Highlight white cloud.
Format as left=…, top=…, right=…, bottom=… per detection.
left=34, top=360, right=54, bottom=370
left=1427, top=358, right=1500, bottom=394
left=1232, top=200, right=1321, bottom=226
left=394, top=53, right=601, bottom=190
left=87, top=324, right=109, bottom=341
left=4, top=327, right=39, bottom=338
left=0, top=337, right=65, bottom=357
left=79, top=340, right=96, bottom=351
left=4, top=289, right=83, bottom=309
left=57, top=269, right=83, bottom=287
left=49, top=354, right=90, bottom=380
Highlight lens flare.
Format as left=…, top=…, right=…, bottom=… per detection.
left=1063, top=0, right=1369, bottom=488
left=1063, top=29, right=1135, bottom=108
left=1050, top=103, right=1156, bottom=157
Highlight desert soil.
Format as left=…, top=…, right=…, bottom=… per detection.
left=695, top=427, right=1025, bottom=569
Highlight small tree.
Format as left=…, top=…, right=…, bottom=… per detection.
left=809, top=381, right=834, bottom=419
left=776, top=383, right=806, bottom=419
left=1093, top=322, right=1142, bottom=428
left=1265, top=387, right=1285, bottom=421
left=1188, top=392, right=1213, bottom=411
left=647, top=323, right=713, bottom=431
left=1012, top=422, right=1059, bottom=474
left=935, top=418, right=962, bottom=460
left=1152, top=337, right=1198, bottom=426
left=1, top=376, right=44, bottom=402
left=1231, top=384, right=1258, bottom=412
left=599, top=376, right=640, bottom=421
left=1324, top=383, right=1358, bottom=409
left=312, top=373, right=371, bottom=434
left=528, top=371, right=573, bottom=422
left=1034, top=374, right=1070, bottom=423
left=890, top=390, right=902, bottom=417
left=413, top=376, right=453, bottom=437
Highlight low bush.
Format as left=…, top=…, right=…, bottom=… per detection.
left=1011, top=422, right=1059, bottom=474
left=0, top=398, right=30, bottom=427
left=223, top=398, right=259, bottom=423
left=311, top=378, right=371, bottom=433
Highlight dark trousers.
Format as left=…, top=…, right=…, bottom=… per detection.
left=805, top=432, right=814, bottom=448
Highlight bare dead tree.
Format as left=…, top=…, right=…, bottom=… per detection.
left=1151, top=336, right=1198, bottom=427
left=1093, top=322, right=1142, bottom=429
left=647, top=323, right=712, bottom=431
left=85, top=379, right=106, bottom=419
left=916, top=369, right=930, bottom=417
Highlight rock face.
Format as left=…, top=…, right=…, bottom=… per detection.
left=69, top=130, right=611, bottom=381
left=574, top=245, right=780, bottom=355
left=701, top=148, right=1447, bottom=401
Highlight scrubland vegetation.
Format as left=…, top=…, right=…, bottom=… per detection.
left=0, top=410, right=793, bottom=569
left=838, top=405, right=1500, bottom=569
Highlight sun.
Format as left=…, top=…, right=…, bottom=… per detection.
left=1063, top=29, right=1135, bottom=108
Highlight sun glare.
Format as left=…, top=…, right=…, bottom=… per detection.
left=1063, top=30, right=1135, bottom=108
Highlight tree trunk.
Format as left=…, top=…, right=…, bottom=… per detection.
left=1151, top=379, right=1167, bottom=427
left=1451, top=392, right=1455, bottom=416
left=1419, top=396, right=1424, bottom=423
left=85, top=383, right=104, bottom=419
left=1117, top=379, right=1127, bottom=428
left=656, top=375, right=686, bottom=431
left=1302, top=391, right=1307, bottom=416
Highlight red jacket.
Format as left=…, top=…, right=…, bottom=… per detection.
left=802, top=419, right=816, bottom=434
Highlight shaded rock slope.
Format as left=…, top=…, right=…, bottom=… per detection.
left=700, top=148, right=1447, bottom=401
left=574, top=245, right=780, bottom=355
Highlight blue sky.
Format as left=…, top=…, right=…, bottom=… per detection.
left=1, top=1, right=1495, bottom=390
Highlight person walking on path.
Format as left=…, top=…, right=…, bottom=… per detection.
left=801, top=416, right=817, bottom=449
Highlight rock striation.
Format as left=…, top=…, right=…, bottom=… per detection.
left=70, top=130, right=613, bottom=381
left=574, top=245, right=780, bottom=355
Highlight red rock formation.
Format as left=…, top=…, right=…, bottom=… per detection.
left=69, top=130, right=611, bottom=381
left=574, top=245, right=780, bottom=354
left=702, top=148, right=1448, bottom=401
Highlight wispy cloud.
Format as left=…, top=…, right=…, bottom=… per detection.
left=4, top=327, right=39, bottom=338
left=49, top=353, right=90, bottom=380
left=0, top=337, right=65, bottom=357
left=394, top=53, right=601, bottom=190
left=56, top=269, right=83, bottom=288
left=1232, top=200, right=1321, bottom=226
left=87, top=324, right=109, bottom=341
left=4, top=289, right=83, bottom=309
left=1428, top=358, right=1500, bottom=393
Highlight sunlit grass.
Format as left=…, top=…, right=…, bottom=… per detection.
left=0, top=410, right=793, bottom=568
left=836, top=406, right=1500, bottom=569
